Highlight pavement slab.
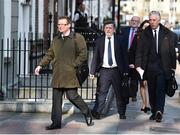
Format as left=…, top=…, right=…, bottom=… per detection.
left=0, top=93, right=180, bottom=134
left=0, top=81, right=180, bottom=134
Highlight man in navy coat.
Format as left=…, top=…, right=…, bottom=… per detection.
left=120, top=16, right=140, bottom=102
left=90, top=20, right=129, bottom=119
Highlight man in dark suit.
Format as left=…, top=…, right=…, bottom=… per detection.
left=135, top=11, right=177, bottom=122
left=90, top=20, right=129, bottom=119
left=120, top=16, right=140, bottom=102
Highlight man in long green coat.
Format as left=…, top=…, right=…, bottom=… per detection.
left=35, top=16, right=93, bottom=130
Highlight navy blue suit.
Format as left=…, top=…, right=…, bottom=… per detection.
left=120, top=26, right=139, bottom=98
left=90, top=34, right=129, bottom=116
left=90, top=34, right=128, bottom=74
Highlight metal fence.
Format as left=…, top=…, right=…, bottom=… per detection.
left=0, top=32, right=102, bottom=101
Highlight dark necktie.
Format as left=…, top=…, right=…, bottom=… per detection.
left=108, top=37, right=113, bottom=66
left=154, top=30, right=158, bottom=53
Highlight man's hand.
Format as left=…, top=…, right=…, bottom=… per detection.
left=129, top=64, right=135, bottom=68
left=34, top=66, right=42, bottom=75
left=171, top=69, right=176, bottom=76
left=89, top=74, right=95, bottom=80
left=136, top=67, right=144, bottom=79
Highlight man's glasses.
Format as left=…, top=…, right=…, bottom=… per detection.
left=131, top=20, right=139, bottom=22
left=57, top=24, right=68, bottom=26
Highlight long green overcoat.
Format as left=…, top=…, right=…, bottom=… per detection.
left=39, top=32, right=87, bottom=88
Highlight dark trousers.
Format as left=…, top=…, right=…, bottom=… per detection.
left=129, top=68, right=139, bottom=98
left=147, top=71, right=166, bottom=115
left=51, top=88, right=89, bottom=125
left=93, top=68, right=127, bottom=115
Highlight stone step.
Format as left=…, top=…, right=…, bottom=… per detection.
left=0, top=100, right=94, bottom=113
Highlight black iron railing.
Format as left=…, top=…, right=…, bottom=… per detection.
left=0, top=32, right=103, bottom=101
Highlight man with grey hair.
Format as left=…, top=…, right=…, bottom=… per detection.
left=135, top=11, right=177, bottom=122
left=120, top=15, right=141, bottom=102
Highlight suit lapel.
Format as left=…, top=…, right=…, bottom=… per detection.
left=158, top=26, right=165, bottom=53
left=114, top=35, right=118, bottom=57
left=101, top=36, right=105, bottom=59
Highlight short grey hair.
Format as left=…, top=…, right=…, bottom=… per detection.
left=149, top=11, right=161, bottom=20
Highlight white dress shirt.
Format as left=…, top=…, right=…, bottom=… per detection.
left=102, top=35, right=117, bottom=68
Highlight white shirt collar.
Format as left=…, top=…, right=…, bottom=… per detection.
left=152, top=26, right=160, bottom=33
left=105, top=35, right=114, bottom=40
left=62, top=30, right=70, bottom=37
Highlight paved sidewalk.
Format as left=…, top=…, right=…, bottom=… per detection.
left=0, top=92, right=180, bottom=134
left=1, top=63, right=180, bottom=134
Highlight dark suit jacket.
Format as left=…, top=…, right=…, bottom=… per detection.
left=128, top=34, right=138, bottom=65
left=90, top=34, right=128, bottom=75
left=120, top=26, right=138, bottom=65
left=135, top=24, right=177, bottom=78
left=119, top=26, right=131, bottom=50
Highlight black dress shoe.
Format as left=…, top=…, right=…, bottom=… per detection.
left=84, top=111, right=93, bottom=126
left=119, top=115, right=126, bottom=119
left=141, top=108, right=147, bottom=113
left=149, top=114, right=155, bottom=120
left=155, top=111, right=162, bottom=122
left=45, top=123, right=61, bottom=130
left=91, top=110, right=100, bottom=119
left=141, top=107, right=151, bottom=113
left=145, top=107, right=151, bottom=111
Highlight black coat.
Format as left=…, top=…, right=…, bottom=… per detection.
left=135, top=24, right=177, bottom=78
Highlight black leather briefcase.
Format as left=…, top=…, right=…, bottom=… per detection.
left=165, top=70, right=178, bottom=97
left=76, top=61, right=89, bottom=86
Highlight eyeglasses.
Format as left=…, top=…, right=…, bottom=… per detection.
left=131, top=20, right=139, bottom=22
left=57, top=24, right=68, bottom=26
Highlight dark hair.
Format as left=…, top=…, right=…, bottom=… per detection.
left=58, top=16, right=72, bottom=24
left=140, top=20, right=149, bottom=29
left=136, top=20, right=149, bottom=39
left=103, top=20, right=115, bottom=27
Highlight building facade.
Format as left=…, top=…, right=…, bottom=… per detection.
left=120, top=0, right=180, bottom=27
